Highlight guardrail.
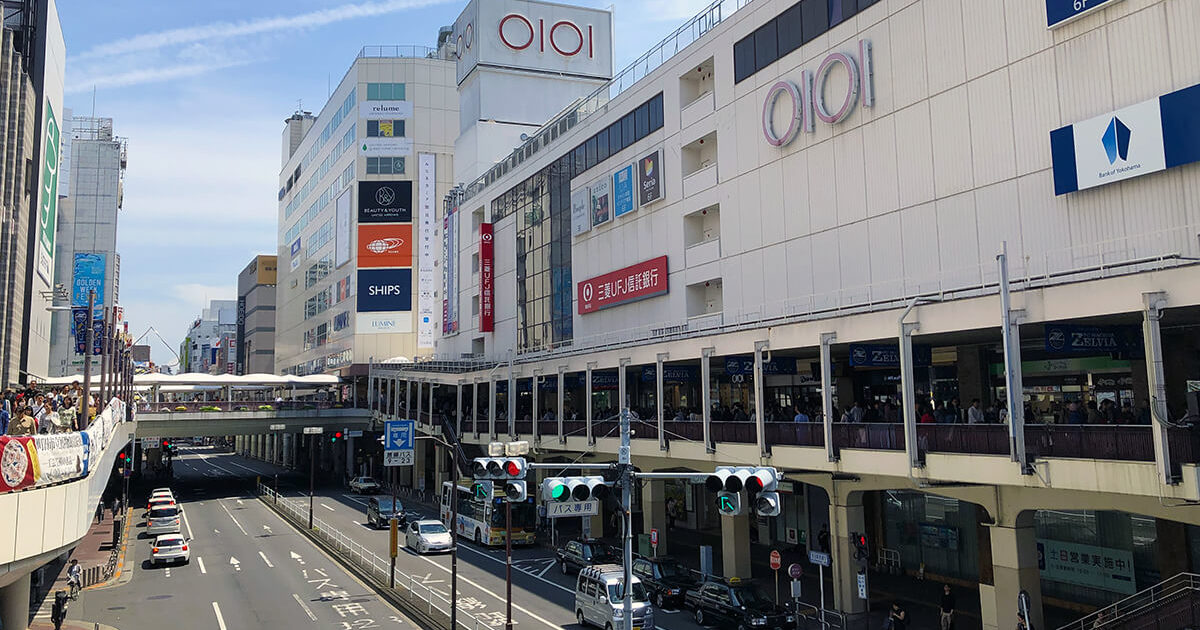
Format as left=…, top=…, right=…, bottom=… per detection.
left=140, top=401, right=344, bottom=413
left=257, top=482, right=496, bottom=630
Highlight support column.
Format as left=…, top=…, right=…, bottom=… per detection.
left=641, top=479, right=668, bottom=555
left=586, top=361, right=596, bottom=446
left=456, top=380, right=464, bottom=438
left=473, top=379, right=481, bottom=438
left=346, top=435, right=355, bottom=478
left=980, top=516, right=1043, bottom=630
left=701, top=348, right=714, bottom=453
left=720, top=512, right=752, bottom=578
left=414, top=437, right=429, bottom=494
left=507, top=368, right=517, bottom=439
left=532, top=370, right=541, bottom=443
left=656, top=353, right=668, bottom=451
left=999, top=244, right=1028, bottom=472
left=428, top=382, right=436, bottom=428
left=820, top=333, right=838, bottom=461
left=829, top=494, right=868, bottom=615
left=0, top=571, right=31, bottom=630
left=618, top=357, right=630, bottom=413
left=754, top=341, right=769, bottom=458
left=899, top=320, right=921, bottom=468
left=557, top=366, right=566, bottom=444
left=488, top=376, right=497, bottom=439
left=406, top=380, right=412, bottom=417
left=1144, top=292, right=1173, bottom=484
left=585, top=512, right=605, bottom=538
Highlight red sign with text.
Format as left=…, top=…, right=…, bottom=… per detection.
left=577, top=256, right=668, bottom=315
left=479, top=223, right=494, bottom=332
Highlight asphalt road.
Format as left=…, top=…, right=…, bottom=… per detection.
left=155, top=447, right=707, bottom=630
left=67, top=450, right=416, bottom=630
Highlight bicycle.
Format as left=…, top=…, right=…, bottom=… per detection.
left=67, top=578, right=80, bottom=600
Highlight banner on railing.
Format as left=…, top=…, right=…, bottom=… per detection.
left=32, top=432, right=88, bottom=483
left=1, top=398, right=124, bottom=495
left=0, top=436, right=38, bottom=491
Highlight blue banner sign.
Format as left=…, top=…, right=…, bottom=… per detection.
left=612, top=164, right=636, bottom=218
left=1044, top=324, right=1141, bottom=355
left=1045, top=0, right=1122, bottom=28
left=724, top=356, right=798, bottom=376
left=848, top=344, right=932, bottom=368
left=356, top=269, right=412, bottom=313
left=72, top=307, right=89, bottom=354
left=71, top=252, right=106, bottom=309
left=640, top=365, right=698, bottom=383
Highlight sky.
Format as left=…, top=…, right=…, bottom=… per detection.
left=57, top=0, right=710, bottom=367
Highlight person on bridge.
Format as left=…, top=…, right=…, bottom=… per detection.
left=8, top=406, right=36, bottom=435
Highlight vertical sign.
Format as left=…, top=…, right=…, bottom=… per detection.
left=479, top=223, right=494, bottom=332
left=443, top=201, right=460, bottom=335
left=612, top=164, right=636, bottom=218
left=37, top=101, right=61, bottom=283
left=571, top=186, right=591, bottom=236
left=235, top=296, right=246, bottom=374
left=417, top=153, right=437, bottom=348
left=384, top=419, right=415, bottom=466
left=71, top=252, right=106, bottom=310
left=335, top=189, right=352, bottom=268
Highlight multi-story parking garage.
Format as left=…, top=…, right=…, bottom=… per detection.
left=331, top=0, right=1200, bottom=629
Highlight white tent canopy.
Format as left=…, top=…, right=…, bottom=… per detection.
left=41, top=373, right=341, bottom=388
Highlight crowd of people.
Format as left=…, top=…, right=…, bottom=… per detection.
left=1, top=380, right=97, bottom=436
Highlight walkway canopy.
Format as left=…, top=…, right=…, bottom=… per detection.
left=41, top=373, right=341, bottom=390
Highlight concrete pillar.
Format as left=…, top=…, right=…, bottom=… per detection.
left=829, top=495, right=868, bottom=615
left=701, top=348, right=714, bottom=452
left=642, top=479, right=669, bottom=554
left=821, top=333, right=838, bottom=462
left=414, top=438, right=429, bottom=494
left=899, top=321, right=920, bottom=468
left=585, top=512, right=604, bottom=539
left=346, top=435, right=355, bottom=478
left=586, top=362, right=596, bottom=446
left=1155, top=518, right=1191, bottom=580
left=980, top=516, right=1043, bottom=630
left=0, top=571, right=31, bottom=630
left=489, top=377, right=497, bottom=439
left=720, top=512, right=752, bottom=578
left=956, top=344, right=990, bottom=405
left=1143, top=292, right=1173, bottom=484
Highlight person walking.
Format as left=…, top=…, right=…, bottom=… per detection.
left=968, top=399, right=985, bottom=424
left=66, top=559, right=82, bottom=599
left=939, top=584, right=956, bottom=630
left=793, top=406, right=810, bottom=423
left=888, top=601, right=907, bottom=630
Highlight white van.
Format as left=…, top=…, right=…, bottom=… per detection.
left=575, top=564, right=654, bottom=630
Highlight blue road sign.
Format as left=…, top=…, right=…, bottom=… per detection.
left=385, top=419, right=414, bottom=450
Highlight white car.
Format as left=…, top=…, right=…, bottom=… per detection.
left=349, top=477, right=381, bottom=494
left=151, top=487, right=174, bottom=499
left=145, top=505, right=182, bottom=537
left=150, top=534, right=190, bottom=565
left=405, top=519, right=453, bottom=554
left=145, top=496, right=176, bottom=514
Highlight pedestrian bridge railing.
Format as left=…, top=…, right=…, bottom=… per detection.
left=1058, top=572, right=1200, bottom=630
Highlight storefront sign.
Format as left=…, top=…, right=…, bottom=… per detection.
left=360, top=137, right=413, bottom=157
left=358, top=181, right=413, bottom=223
left=71, top=253, right=106, bottom=308
left=1051, top=83, right=1200, bottom=195
left=1044, top=324, right=1141, bottom=354
left=590, top=176, right=611, bottom=227
left=236, top=296, right=246, bottom=374
left=640, top=365, right=698, bottom=383
left=612, top=164, right=635, bottom=218
left=479, top=223, right=494, bottom=332
left=763, top=40, right=873, bottom=147
left=637, top=149, right=664, bottom=206
left=577, top=256, right=668, bottom=314
left=1037, top=539, right=1136, bottom=595
left=356, top=268, right=412, bottom=313
left=724, top=356, right=799, bottom=376
left=417, top=153, right=437, bottom=349
left=37, top=101, right=61, bottom=283
left=357, top=224, right=412, bottom=268
left=848, top=344, right=932, bottom=368
left=1046, top=0, right=1123, bottom=28
left=359, top=100, right=414, bottom=120
left=571, top=186, right=591, bottom=236
left=356, top=312, right=412, bottom=334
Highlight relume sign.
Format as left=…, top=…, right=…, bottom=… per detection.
left=762, top=40, right=874, bottom=147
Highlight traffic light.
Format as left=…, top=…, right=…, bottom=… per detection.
left=754, top=491, right=781, bottom=516
left=717, top=491, right=742, bottom=516
left=707, top=466, right=781, bottom=517
left=503, top=480, right=527, bottom=502
left=471, top=480, right=494, bottom=501
left=472, top=457, right=527, bottom=502
left=541, top=476, right=612, bottom=502
left=330, top=431, right=343, bottom=444
left=853, top=532, right=869, bottom=561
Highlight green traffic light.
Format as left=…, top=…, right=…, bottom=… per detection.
left=550, top=483, right=569, bottom=501
left=719, top=496, right=735, bottom=511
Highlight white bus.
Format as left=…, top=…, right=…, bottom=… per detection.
left=440, top=480, right=537, bottom=547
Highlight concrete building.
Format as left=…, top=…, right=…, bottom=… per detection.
left=365, top=1, right=1200, bottom=629
left=48, top=115, right=127, bottom=377
left=237, top=254, right=278, bottom=374
left=179, top=299, right=236, bottom=375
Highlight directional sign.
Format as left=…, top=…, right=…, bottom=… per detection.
left=717, top=491, right=741, bottom=516
left=303, top=427, right=323, bottom=435
left=808, top=550, right=831, bottom=567
left=547, top=499, right=599, bottom=518
left=770, top=550, right=782, bottom=570
left=269, top=424, right=285, bottom=431
left=650, top=529, right=659, bottom=546
left=857, top=571, right=868, bottom=599
left=347, top=430, right=364, bottom=438
left=384, top=419, right=415, bottom=467
left=384, top=450, right=414, bottom=466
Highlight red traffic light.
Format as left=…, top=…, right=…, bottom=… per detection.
left=335, top=432, right=343, bottom=438
left=856, top=534, right=867, bottom=546
left=162, top=440, right=169, bottom=447
left=118, top=452, right=127, bottom=460
left=504, top=460, right=521, bottom=476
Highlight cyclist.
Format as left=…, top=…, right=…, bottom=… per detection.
left=66, top=559, right=82, bottom=598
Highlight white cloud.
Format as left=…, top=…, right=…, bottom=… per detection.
left=66, top=59, right=253, bottom=94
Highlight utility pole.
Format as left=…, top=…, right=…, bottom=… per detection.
left=620, top=407, right=633, bottom=630
left=309, top=434, right=316, bottom=529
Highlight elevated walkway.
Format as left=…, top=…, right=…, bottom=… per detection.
left=134, top=406, right=372, bottom=438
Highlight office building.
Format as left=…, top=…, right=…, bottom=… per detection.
left=237, top=254, right=278, bottom=374
left=179, top=299, right=236, bottom=374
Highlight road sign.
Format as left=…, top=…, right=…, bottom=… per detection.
left=770, top=550, right=782, bottom=570
left=857, top=571, right=868, bottom=599
left=303, top=426, right=323, bottom=435
left=788, top=563, right=804, bottom=579
left=546, top=499, right=600, bottom=518
left=384, top=419, right=414, bottom=467
left=808, top=550, right=831, bottom=567
left=791, top=579, right=802, bottom=598
left=141, top=437, right=160, bottom=449
left=269, top=424, right=285, bottom=431
left=650, top=529, right=658, bottom=546
left=347, top=430, right=364, bottom=438
left=384, top=450, right=414, bottom=466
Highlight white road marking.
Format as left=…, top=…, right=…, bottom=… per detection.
left=291, top=593, right=318, bottom=621
left=341, top=494, right=370, bottom=506
left=182, top=507, right=195, bottom=540
left=220, top=503, right=248, bottom=535
left=164, top=567, right=172, bottom=578
left=263, top=525, right=273, bottom=535
left=197, top=556, right=207, bottom=574
left=411, top=553, right=563, bottom=630
left=320, top=503, right=336, bottom=512
left=456, top=544, right=572, bottom=595
left=352, top=521, right=363, bottom=527
left=258, top=551, right=274, bottom=568
left=212, top=602, right=228, bottom=630
left=536, top=562, right=554, bottom=578
left=290, top=551, right=305, bottom=565
left=229, top=557, right=241, bottom=572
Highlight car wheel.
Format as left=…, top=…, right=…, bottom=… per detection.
left=475, top=529, right=481, bottom=545
left=656, top=593, right=665, bottom=608
left=738, top=625, right=749, bottom=630
left=605, top=624, right=613, bottom=630
left=576, top=610, right=586, bottom=627
left=695, top=609, right=705, bottom=625
left=560, top=560, right=569, bottom=575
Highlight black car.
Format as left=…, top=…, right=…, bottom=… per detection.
left=366, top=497, right=406, bottom=529
left=556, top=538, right=615, bottom=575
left=632, top=556, right=698, bottom=609
left=683, top=578, right=795, bottom=630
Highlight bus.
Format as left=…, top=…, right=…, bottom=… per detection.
left=440, top=480, right=537, bottom=547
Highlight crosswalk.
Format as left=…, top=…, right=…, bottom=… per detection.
left=29, top=588, right=57, bottom=623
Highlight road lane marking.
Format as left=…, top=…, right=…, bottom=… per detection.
left=164, top=567, right=171, bottom=578
left=410, top=552, right=564, bottom=630
left=212, top=602, right=228, bottom=630
left=341, top=494, right=370, bottom=506
left=230, top=557, right=241, bottom=572
left=220, top=503, right=248, bottom=535
left=182, top=507, right=195, bottom=540
left=258, top=551, right=275, bottom=568
left=320, top=503, right=336, bottom=512
left=197, top=556, right=207, bottom=574
left=455, top=543, right=573, bottom=595
left=291, top=593, right=318, bottom=621
left=290, top=551, right=306, bottom=565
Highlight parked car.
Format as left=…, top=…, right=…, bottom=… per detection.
left=574, top=564, right=654, bottom=630
left=144, top=495, right=176, bottom=515
left=405, top=519, right=453, bottom=553
left=366, top=497, right=406, bottom=529
left=631, top=556, right=698, bottom=609
left=557, top=538, right=615, bottom=575
left=683, top=578, right=794, bottom=630
left=150, top=534, right=190, bottom=565
left=349, top=476, right=382, bottom=494
left=145, top=505, right=183, bottom=537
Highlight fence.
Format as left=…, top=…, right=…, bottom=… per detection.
left=256, top=482, right=496, bottom=630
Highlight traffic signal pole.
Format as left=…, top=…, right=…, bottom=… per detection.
left=620, top=407, right=633, bottom=630
left=505, top=499, right=513, bottom=630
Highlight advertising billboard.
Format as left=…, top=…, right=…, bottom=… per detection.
left=360, top=138, right=414, bottom=157
left=577, top=256, right=668, bottom=314
left=335, top=189, right=352, bottom=268
left=417, top=153, right=437, bottom=349
left=36, top=101, right=61, bottom=283
left=356, top=224, right=412, bottom=268
left=358, top=180, right=413, bottom=223
left=71, top=252, right=106, bottom=308
left=612, top=163, right=635, bottom=218
left=637, top=149, right=664, bottom=206
left=571, top=186, right=590, bottom=236
left=590, top=176, right=611, bottom=227
left=356, top=268, right=412, bottom=313
left=359, top=100, right=414, bottom=120
left=480, top=223, right=494, bottom=332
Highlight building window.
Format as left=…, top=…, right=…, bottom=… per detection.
left=366, top=157, right=406, bottom=175
left=316, top=323, right=328, bottom=347
left=305, top=255, right=334, bottom=288
left=366, top=82, right=406, bottom=100
left=367, top=119, right=406, bottom=138
left=733, top=0, right=881, bottom=84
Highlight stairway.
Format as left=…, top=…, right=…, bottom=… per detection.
left=1058, top=573, right=1200, bottom=630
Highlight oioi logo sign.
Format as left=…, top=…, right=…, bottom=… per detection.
left=762, top=40, right=875, bottom=147
left=499, top=13, right=594, bottom=58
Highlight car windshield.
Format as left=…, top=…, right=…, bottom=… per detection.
left=607, top=581, right=648, bottom=602
left=149, top=507, right=179, bottom=518
left=731, top=586, right=772, bottom=607
left=376, top=499, right=402, bottom=513
left=419, top=523, right=447, bottom=534
left=658, top=561, right=686, bottom=578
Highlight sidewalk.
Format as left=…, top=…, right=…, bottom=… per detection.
left=28, top=508, right=131, bottom=628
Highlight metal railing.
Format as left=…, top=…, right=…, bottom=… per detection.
left=1058, top=572, right=1200, bottom=630
left=358, top=45, right=438, bottom=59
left=256, top=482, right=495, bottom=630
left=141, top=401, right=342, bottom=413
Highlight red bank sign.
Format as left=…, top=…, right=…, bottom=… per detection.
left=479, top=223, right=494, bottom=332
left=578, top=256, right=668, bottom=315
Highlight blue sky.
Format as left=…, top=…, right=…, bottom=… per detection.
left=57, top=0, right=708, bottom=367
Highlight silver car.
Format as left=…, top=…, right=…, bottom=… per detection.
left=150, top=534, right=190, bottom=565
left=145, top=505, right=182, bottom=537
left=405, top=519, right=453, bottom=554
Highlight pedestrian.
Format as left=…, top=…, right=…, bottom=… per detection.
left=113, top=497, right=123, bottom=518
left=8, top=406, right=36, bottom=435
left=850, top=401, right=865, bottom=423
left=793, top=406, right=810, bottom=423
left=939, top=584, right=956, bottom=630
left=967, top=399, right=984, bottom=424
left=888, top=601, right=907, bottom=630
left=1085, top=400, right=1102, bottom=424
left=1016, top=611, right=1034, bottom=630
left=919, top=405, right=936, bottom=424
left=666, top=497, right=677, bottom=530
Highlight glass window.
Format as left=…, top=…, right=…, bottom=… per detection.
left=367, top=83, right=380, bottom=100
left=596, top=127, right=609, bottom=163
left=367, top=120, right=379, bottom=136
left=650, top=93, right=664, bottom=132
left=733, top=36, right=756, bottom=84
left=585, top=136, right=597, bottom=170
left=858, top=0, right=881, bottom=9
left=778, top=3, right=804, bottom=57
left=366, top=83, right=406, bottom=101
left=621, top=113, right=635, bottom=147
left=801, top=0, right=829, bottom=44
left=829, top=0, right=858, bottom=26
left=753, top=20, right=778, bottom=72
left=635, top=103, right=649, bottom=139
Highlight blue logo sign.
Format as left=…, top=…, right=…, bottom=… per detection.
left=612, top=164, right=635, bottom=218
left=385, top=419, right=414, bottom=450
left=356, top=268, right=412, bottom=313
left=1045, top=0, right=1121, bottom=28
left=1101, top=116, right=1131, bottom=165
left=847, top=344, right=932, bottom=368
left=290, top=238, right=302, bottom=256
